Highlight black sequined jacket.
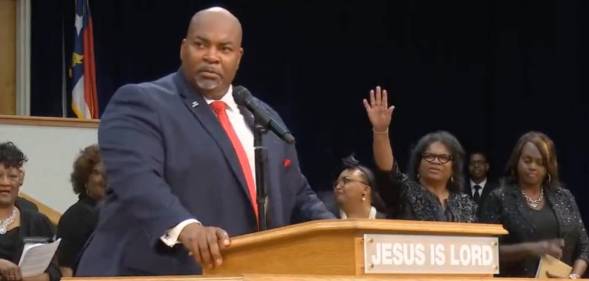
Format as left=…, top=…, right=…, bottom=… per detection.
left=479, top=184, right=589, bottom=277
left=377, top=162, right=478, bottom=222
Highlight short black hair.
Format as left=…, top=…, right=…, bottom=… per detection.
left=468, top=150, right=489, bottom=162
left=0, top=142, right=27, bottom=168
left=341, top=155, right=376, bottom=190
left=340, top=154, right=387, bottom=212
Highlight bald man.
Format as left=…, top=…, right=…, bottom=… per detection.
left=75, top=7, right=334, bottom=276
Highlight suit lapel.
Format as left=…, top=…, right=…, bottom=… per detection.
left=465, top=184, right=474, bottom=198
left=545, top=188, right=566, bottom=238
left=174, top=73, right=250, bottom=200
left=507, top=187, right=537, bottom=235
left=480, top=182, right=494, bottom=201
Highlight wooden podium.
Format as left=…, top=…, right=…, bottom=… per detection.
left=65, top=219, right=511, bottom=281
left=203, top=219, right=507, bottom=277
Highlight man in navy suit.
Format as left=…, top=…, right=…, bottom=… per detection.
left=465, top=151, right=498, bottom=210
left=75, top=7, right=334, bottom=276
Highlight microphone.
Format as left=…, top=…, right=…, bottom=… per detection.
left=233, top=86, right=296, bottom=144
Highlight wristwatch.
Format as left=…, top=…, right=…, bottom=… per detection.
left=569, top=273, right=580, bottom=279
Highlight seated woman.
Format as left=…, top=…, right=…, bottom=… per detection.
left=333, top=155, right=386, bottom=219
left=479, top=132, right=588, bottom=278
left=57, top=145, right=106, bottom=277
left=363, top=86, right=476, bottom=222
left=0, top=142, right=60, bottom=281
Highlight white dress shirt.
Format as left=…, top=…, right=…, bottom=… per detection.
left=470, top=178, right=487, bottom=198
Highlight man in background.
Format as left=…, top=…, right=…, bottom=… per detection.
left=465, top=151, right=498, bottom=209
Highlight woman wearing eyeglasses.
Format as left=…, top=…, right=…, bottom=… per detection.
left=333, top=155, right=386, bottom=219
left=0, top=142, right=60, bottom=281
left=479, top=132, right=588, bottom=278
left=363, top=86, right=476, bottom=222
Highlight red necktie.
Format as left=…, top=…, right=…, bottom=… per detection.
left=210, top=101, right=258, bottom=220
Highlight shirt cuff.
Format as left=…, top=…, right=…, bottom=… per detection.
left=160, top=218, right=200, bottom=247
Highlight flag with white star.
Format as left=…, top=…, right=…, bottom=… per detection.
left=70, top=0, right=98, bottom=119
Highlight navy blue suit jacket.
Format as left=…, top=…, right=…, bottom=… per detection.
left=76, top=71, right=334, bottom=276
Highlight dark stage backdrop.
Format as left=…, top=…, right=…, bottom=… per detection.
left=31, top=0, right=589, bottom=220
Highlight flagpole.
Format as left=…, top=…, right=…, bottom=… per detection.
left=15, top=0, right=31, bottom=116
left=61, top=8, right=67, bottom=118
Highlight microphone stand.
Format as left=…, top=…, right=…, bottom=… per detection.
left=253, top=121, right=269, bottom=231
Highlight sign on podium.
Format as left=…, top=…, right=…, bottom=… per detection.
left=204, top=219, right=507, bottom=277
left=364, top=234, right=499, bottom=274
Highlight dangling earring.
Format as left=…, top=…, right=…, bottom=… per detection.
left=450, top=176, right=454, bottom=183
left=547, top=174, right=552, bottom=184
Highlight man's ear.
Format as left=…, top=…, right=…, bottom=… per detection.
left=180, top=38, right=187, bottom=61
left=236, top=47, right=244, bottom=70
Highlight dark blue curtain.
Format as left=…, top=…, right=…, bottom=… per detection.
left=31, top=0, right=589, bottom=221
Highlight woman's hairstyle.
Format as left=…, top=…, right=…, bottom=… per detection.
left=340, top=154, right=386, bottom=211
left=0, top=142, right=27, bottom=168
left=505, top=131, right=560, bottom=189
left=407, top=131, right=465, bottom=192
left=341, top=155, right=376, bottom=189
left=71, top=144, right=102, bottom=195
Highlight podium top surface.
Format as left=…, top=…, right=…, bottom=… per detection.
left=63, top=275, right=583, bottom=281
left=229, top=219, right=507, bottom=250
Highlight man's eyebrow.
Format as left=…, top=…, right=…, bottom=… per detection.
left=192, top=36, right=209, bottom=42
left=219, top=40, right=237, bottom=46
left=191, top=36, right=236, bottom=46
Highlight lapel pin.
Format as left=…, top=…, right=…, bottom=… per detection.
left=191, top=101, right=199, bottom=108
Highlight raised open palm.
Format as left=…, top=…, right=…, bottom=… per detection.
left=363, top=86, right=395, bottom=132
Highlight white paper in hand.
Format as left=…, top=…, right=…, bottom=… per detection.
left=18, top=238, right=61, bottom=278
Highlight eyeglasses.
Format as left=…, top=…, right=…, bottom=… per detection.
left=333, top=176, right=369, bottom=188
left=422, top=153, right=453, bottom=164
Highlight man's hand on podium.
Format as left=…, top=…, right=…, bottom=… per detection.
left=179, top=223, right=231, bottom=269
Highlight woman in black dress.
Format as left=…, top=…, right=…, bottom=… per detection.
left=363, top=86, right=476, bottom=222
left=57, top=144, right=106, bottom=276
left=0, top=142, right=60, bottom=281
left=479, top=131, right=588, bottom=278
